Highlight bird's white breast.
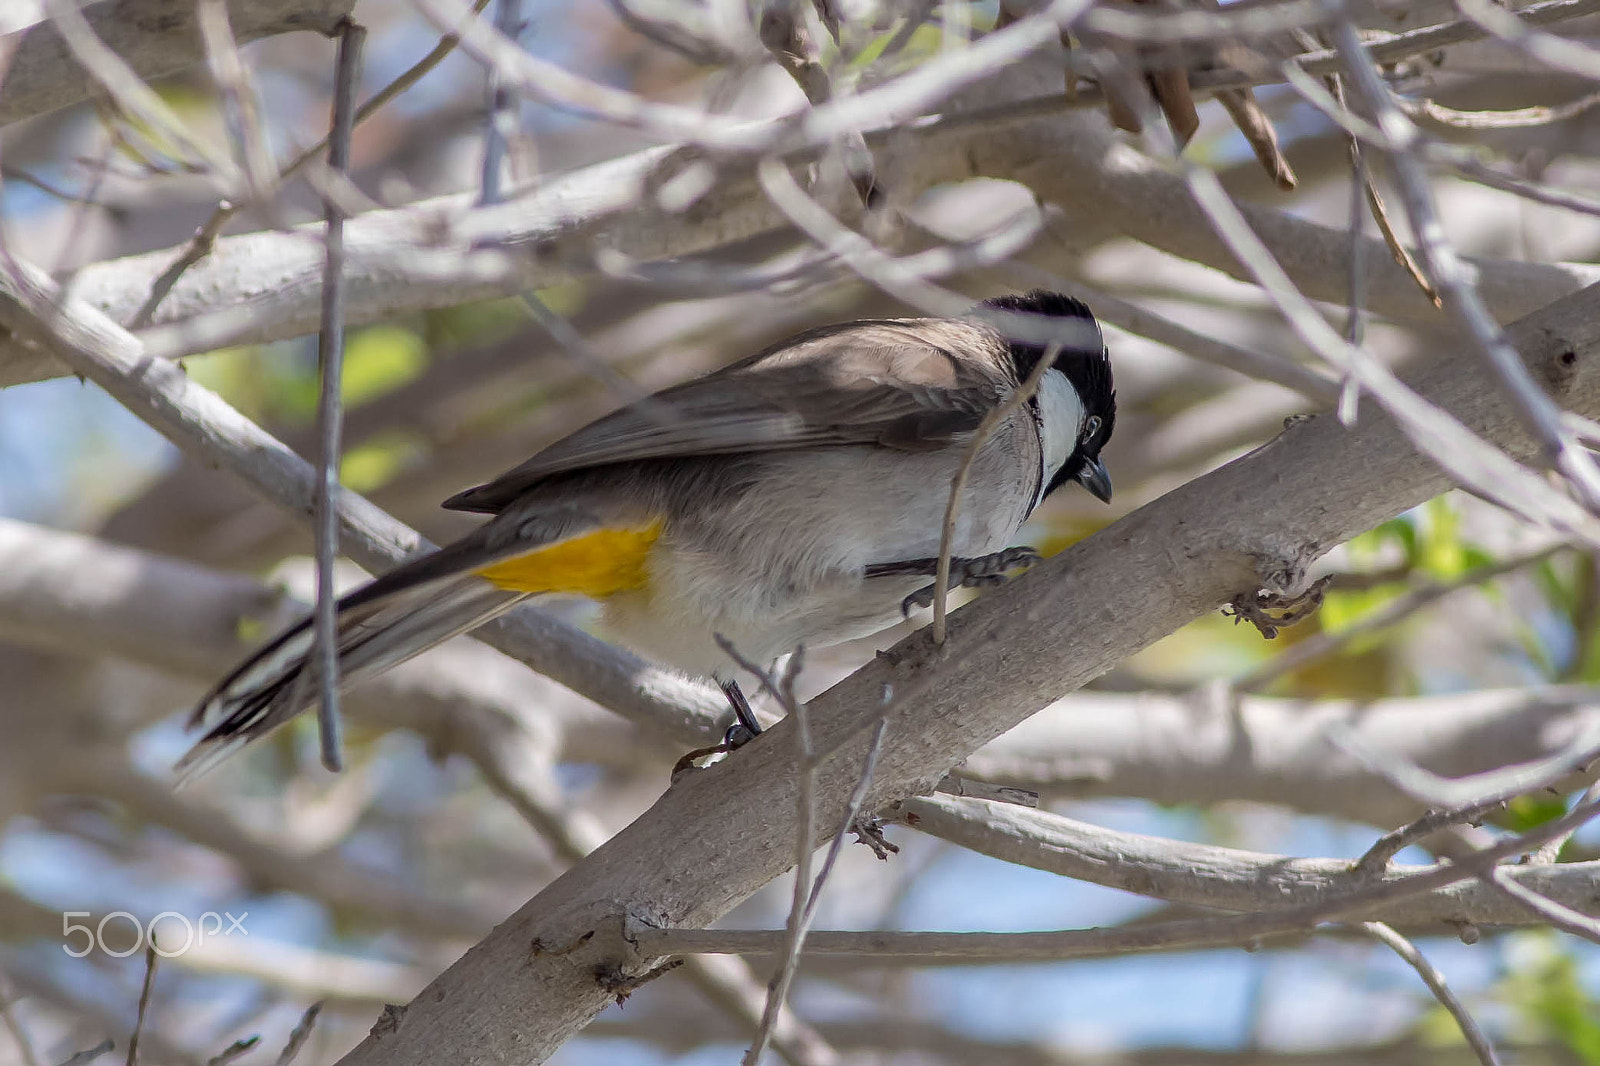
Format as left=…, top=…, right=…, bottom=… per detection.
left=1032, top=368, right=1084, bottom=511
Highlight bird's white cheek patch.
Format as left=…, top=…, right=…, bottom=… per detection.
left=1032, top=369, right=1084, bottom=510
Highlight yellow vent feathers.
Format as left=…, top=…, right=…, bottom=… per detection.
left=474, top=522, right=663, bottom=598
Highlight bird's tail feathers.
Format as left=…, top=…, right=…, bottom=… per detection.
left=178, top=565, right=527, bottom=780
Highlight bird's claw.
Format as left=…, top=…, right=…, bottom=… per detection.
left=897, top=546, right=1043, bottom=617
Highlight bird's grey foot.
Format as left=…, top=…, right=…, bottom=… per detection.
left=866, top=546, right=1042, bottom=617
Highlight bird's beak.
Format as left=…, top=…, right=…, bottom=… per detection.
left=1076, top=457, right=1113, bottom=503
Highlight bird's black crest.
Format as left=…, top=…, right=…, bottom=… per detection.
left=980, top=290, right=1117, bottom=500
left=980, top=291, right=1113, bottom=414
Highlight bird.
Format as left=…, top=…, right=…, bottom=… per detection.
left=180, top=290, right=1115, bottom=773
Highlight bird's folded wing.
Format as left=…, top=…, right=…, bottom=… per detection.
left=443, top=319, right=1011, bottom=513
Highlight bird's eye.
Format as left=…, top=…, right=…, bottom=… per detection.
left=1082, top=415, right=1102, bottom=440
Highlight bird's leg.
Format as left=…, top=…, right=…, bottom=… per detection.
left=719, top=678, right=762, bottom=748
left=865, top=546, right=1043, bottom=616
left=669, top=678, right=765, bottom=779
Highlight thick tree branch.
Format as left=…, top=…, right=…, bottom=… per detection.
left=326, top=286, right=1600, bottom=1064
left=962, top=687, right=1600, bottom=830
left=0, top=0, right=354, bottom=128
left=900, top=794, right=1600, bottom=929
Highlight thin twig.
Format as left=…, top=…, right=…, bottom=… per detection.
left=479, top=0, right=524, bottom=206
left=604, top=0, right=741, bottom=64
left=806, top=716, right=891, bottom=892
left=1402, top=89, right=1600, bottom=130
left=309, top=20, right=366, bottom=773
left=1444, top=155, right=1600, bottom=221
left=713, top=641, right=814, bottom=1066
left=272, top=1002, right=323, bottom=1066
left=760, top=3, right=873, bottom=204
left=124, top=946, right=156, bottom=1066
left=675, top=955, right=840, bottom=1066
left=196, top=0, right=278, bottom=212
left=42, top=0, right=238, bottom=185
left=205, top=1036, right=262, bottom=1066
left=1337, top=707, right=1600, bottom=822
left=1215, top=87, right=1296, bottom=191
left=1343, top=102, right=1368, bottom=364
left=0, top=166, right=111, bottom=207
left=1360, top=922, right=1501, bottom=1066
left=1280, top=59, right=1439, bottom=310
left=56, top=1040, right=115, bottom=1066
left=1355, top=797, right=1509, bottom=874
left=1531, top=780, right=1600, bottom=864
left=1484, top=865, right=1600, bottom=944
left=49, top=134, right=120, bottom=284
left=515, top=292, right=661, bottom=409
left=932, top=343, right=1057, bottom=646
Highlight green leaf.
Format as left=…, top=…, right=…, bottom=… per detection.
left=1505, top=793, right=1570, bottom=834
left=426, top=296, right=530, bottom=349
left=1417, top=497, right=1471, bottom=579
left=341, top=326, right=427, bottom=406
left=1497, top=933, right=1600, bottom=1063
left=1319, top=585, right=1403, bottom=634
left=1347, top=515, right=1418, bottom=566
left=850, top=27, right=895, bottom=69
left=340, top=430, right=425, bottom=493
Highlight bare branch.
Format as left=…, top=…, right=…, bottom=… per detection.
left=933, top=341, right=1056, bottom=645
left=1531, top=780, right=1600, bottom=863
left=306, top=18, right=364, bottom=772
left=1483, top=865, right=1600, bottom=944
left=1356, top=799, right=1509, bottom=874
left=900, top=793, right=1600, bottom=929
left=630, top=787, right=1600, bottom=959
left=1360, top=922, right=1501, bottom=1066
left=1403, top=88, right=1600, bottom=130
left=124, top=946, right=156, bottom=1066
left=273, top=1002, right=323, bottom=1066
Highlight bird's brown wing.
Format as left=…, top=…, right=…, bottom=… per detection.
left=442, top=319, right=1012, bottom=513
